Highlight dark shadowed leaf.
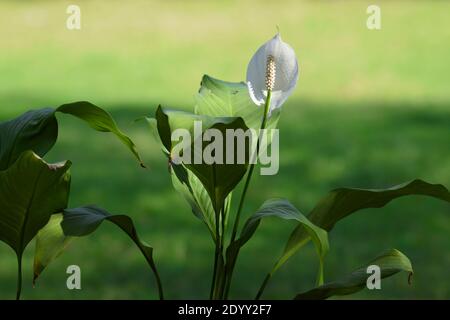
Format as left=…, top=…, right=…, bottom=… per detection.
left=282, top=179, right=450, bottom=269
left=184, top=118, right=249, bottom=214
left=0, top=102, right=144, bottom=171
left=154, top=105, right=249, bottom=215
left=0, top=151, right=71, bottom=256
left=0, top=151, right=71, bottom=298
left=146, top=113, right=221, bottom=240
left=34, top=205, right=164, bottom=299
left=294, top=249, right=413, bottom=300
left=0, top=108, right=58, bottom=170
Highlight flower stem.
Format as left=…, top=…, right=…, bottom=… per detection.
left=209, top=234, right=219, bottom=299
left=209, top=164, right=223, bottom=300
left=224, top=90, right=272, bottom=299
left=230, top=90, right=271, bottom=243
left=209, top=244, right=219, bottom=300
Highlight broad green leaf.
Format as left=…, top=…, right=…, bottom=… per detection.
left=171, top=163, right=215, bottom=238
left=155, top=106, right=206, bottom=153
left=0, top=102, right=143, bottom=171
left=155, top=105, right=250, bottom=214
left=195, top=75, right=281, bottom=131
left=144, top=116, right=167, bottom=154
left=146, top=111, right=230, bottom=241
left=0, top=151, right=71, bottom=298
left=294, top=249, right=413, bottom=300
left=0, top=151, right=71, bottom=256
left=170, top=162, right=231, bottom=241
left=0, top=108, right=58, bottom=170
left=57, top=101, right=144, bottom=167
left=184, top=118, right=249, bottom=214
left=33, top=214, right=72, bottom=283
left=282, top=179, right=450, bottom=269
left=226, top=199, right=329, bottom=287
left=34, top=205, right=164, bottom=299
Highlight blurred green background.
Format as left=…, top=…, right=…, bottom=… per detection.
left=0, top=0, right=449, bottom=299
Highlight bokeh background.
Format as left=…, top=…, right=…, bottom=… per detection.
left=0, top=0, right=449, bottom=299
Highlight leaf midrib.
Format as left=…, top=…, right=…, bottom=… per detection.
left=17, top=164, right=45, bottom=256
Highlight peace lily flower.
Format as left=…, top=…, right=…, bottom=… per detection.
left=246, top=33, right=299, bottom=115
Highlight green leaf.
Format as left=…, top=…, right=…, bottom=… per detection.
left=57, top=101, right=145, bottom=167
left=0, top=102, right=144, bottom=171
left=34, top=205, right=164, bottom=300
left=146, top=110, right=232, bottom=240
left=171, top=163, right=215, bottom=237
left=0, top=108, right=58, bottom=171
left=195, top=75, right=281, bottom=131
left=184, top=118, right=249, bottom=214
left=227, top=199, right=329, bottom=287
left=0, top=151, right=71, bottom=299
left=155, top=106, right=206, bottom=153
left=0, top=151, right=71, bottom=256
left=144, top=116, right=167, bottom=154
left=170, top=162, right=232, bottom=241
left=294, top=249, right=413, bottom=300
left=33, top=214, right=72, bottom=283
left=283, top=179, right=450, bottom=268
left=155, top=105, right=250, bottom=214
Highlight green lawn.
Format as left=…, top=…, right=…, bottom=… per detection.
left=0, top=0, right=449, bottom=299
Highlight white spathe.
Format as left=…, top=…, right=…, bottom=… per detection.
left=246, top=33, right=299, bottom=115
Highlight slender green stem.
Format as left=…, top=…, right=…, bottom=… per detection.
left=255, top=273, right=271, bottom=300
left=224, top=91, right=272, bottom=299
left=209, top=209, right=220, bottom=300
left=209, top=233, right=220, bottom=299
left=218, top=203, right=227, bottom=299
left=230, top=90, right=272, bottom=244
left=210, top=165, right=222, bottom=300
left=16, top=254, right=22, bottom=300
left=221, top=205, right=225, bottom=259
left=213, top=204, right=227, bottom=299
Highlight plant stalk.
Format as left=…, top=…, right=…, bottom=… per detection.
left=229, top=90, right=272, bottom=245
left=255, top=273, right=271, bottom=300
left=16, top=254, right=22, bottom=300
left=224, top=90, right=272, bottom=299
left=209, top=234, right=220, bottom=299
left=209, top=164, right=222, bottom=300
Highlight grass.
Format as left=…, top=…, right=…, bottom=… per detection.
left=0, top=0, right=449, bottom=299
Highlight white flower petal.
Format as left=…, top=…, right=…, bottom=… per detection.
left=247, top=81, right=264, bottom=106
left=246, top=33, right=299, bottom=113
